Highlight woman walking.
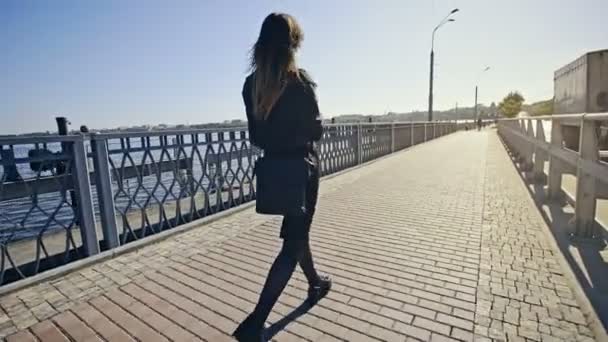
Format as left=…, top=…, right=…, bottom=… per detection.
left=233, top=13, right=332, bottom=341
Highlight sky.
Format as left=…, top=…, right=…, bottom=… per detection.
left=1, top=0, right=607, bottom=134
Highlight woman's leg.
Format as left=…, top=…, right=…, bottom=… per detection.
left=235, top=157, right=323, bottom=335
left=299, top=240, right=320, bottom=286
left=299, top=161, right=321, bottom=286
left=245, top=237, right=305, bottom=329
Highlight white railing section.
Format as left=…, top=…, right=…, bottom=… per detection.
left=497, top=113, right=608, bottom=238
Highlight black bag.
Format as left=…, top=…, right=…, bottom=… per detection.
left=254, top=156, right=309, bottom=216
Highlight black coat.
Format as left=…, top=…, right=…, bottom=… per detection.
left=242, top=69, right=322, bottom=155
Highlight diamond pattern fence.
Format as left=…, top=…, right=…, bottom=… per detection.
left=0, top=121, right=465, bottom=286
left=0, top=135, right=96, bottom=285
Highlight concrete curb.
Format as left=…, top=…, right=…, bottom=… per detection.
left=0, top=130, right=463, bottom=297
left=497, top=133, right=608, bottom=342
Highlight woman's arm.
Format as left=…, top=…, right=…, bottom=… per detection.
left=242, top=76, right=266, bottom=148
left=310, top=99, right=323, bottom=142
left=299, top=70, right=323, bottom=142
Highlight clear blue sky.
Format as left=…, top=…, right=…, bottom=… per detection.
left=1, top=0, right=606, bottom=134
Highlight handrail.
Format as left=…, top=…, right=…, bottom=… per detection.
left=584, top=113, right=608, bottom=121
left=498, top=112, right=608, bottom=122
left=0, top=135, right=84, bottom=145
left=0, top=120, right=473, bottom=143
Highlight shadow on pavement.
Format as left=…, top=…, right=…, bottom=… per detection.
left=499, top=136, right=608, bottom=331
left=265, top=301, right=315, bottom=340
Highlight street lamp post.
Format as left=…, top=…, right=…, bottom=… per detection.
left=474, top=66, right=491, bottom=120
left=428, top=8, right=459, bottom=122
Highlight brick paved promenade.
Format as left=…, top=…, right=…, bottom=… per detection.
left=0, top=130, right=599, bottom=341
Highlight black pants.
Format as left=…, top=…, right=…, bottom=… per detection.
left=246, top=157, right=320, bottom=328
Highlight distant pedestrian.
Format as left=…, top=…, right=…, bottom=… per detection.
left=233, top=13, right=331, bottom=341
left=477, top=117, right=482, bottom=131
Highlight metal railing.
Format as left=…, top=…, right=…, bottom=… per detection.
left=0, top=135, right=97, bottom=284
left=497, top=113, right=608, bottom=238
left=0, top=120, right=464, bottom=285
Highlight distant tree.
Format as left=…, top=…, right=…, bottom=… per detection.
left=530, top=99, right=554, bottom=116
left=498, top=92, right=525, bottom=118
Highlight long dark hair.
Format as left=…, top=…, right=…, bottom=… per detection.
left=250, top=13, right=303, bottom=119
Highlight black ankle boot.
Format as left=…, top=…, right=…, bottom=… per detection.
left=232, top=315, right=266, bottom=342
left=307, top=275, right=332, bottom=305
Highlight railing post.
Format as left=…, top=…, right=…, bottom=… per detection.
left=72, top=138, right=100, bottom=256
left=0, top=148, right=21, bottom=182
left=532, top=120, right=546, bottom=183
left=91, top=135, right=119, bottom=249
left=56, top=117, right=79, bottom=223
left=575, top=117, right=598, bottom=237
left=522, top=120, right=534, bottom=171
left=516, top=120, right=525, bottom=159
left=433, top=123, right=437, bottom=139
left=391, top=123, right=395, bottom=153
left=424, top=123, right=427, bottom=142
left=410, top=122, right=414, bottom=147
left=547, top=120, right=564, bottom=200
left=512, top=120, right=524, bottom=161
left=357, top=124, right=362, bottom=165
left=216, top=132, right=225, bottom=209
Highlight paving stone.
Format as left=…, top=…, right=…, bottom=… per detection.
left=451, top=327, right=474, bottom=342
left=519, top=328, right=542, bottom=342
left=413, top=317, right=450, bottom=336
left=430, top=332, right=459, bottom=342
left=394, top=322, right=432, bottom=341
left=436, top=313, right=473, bottom=331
